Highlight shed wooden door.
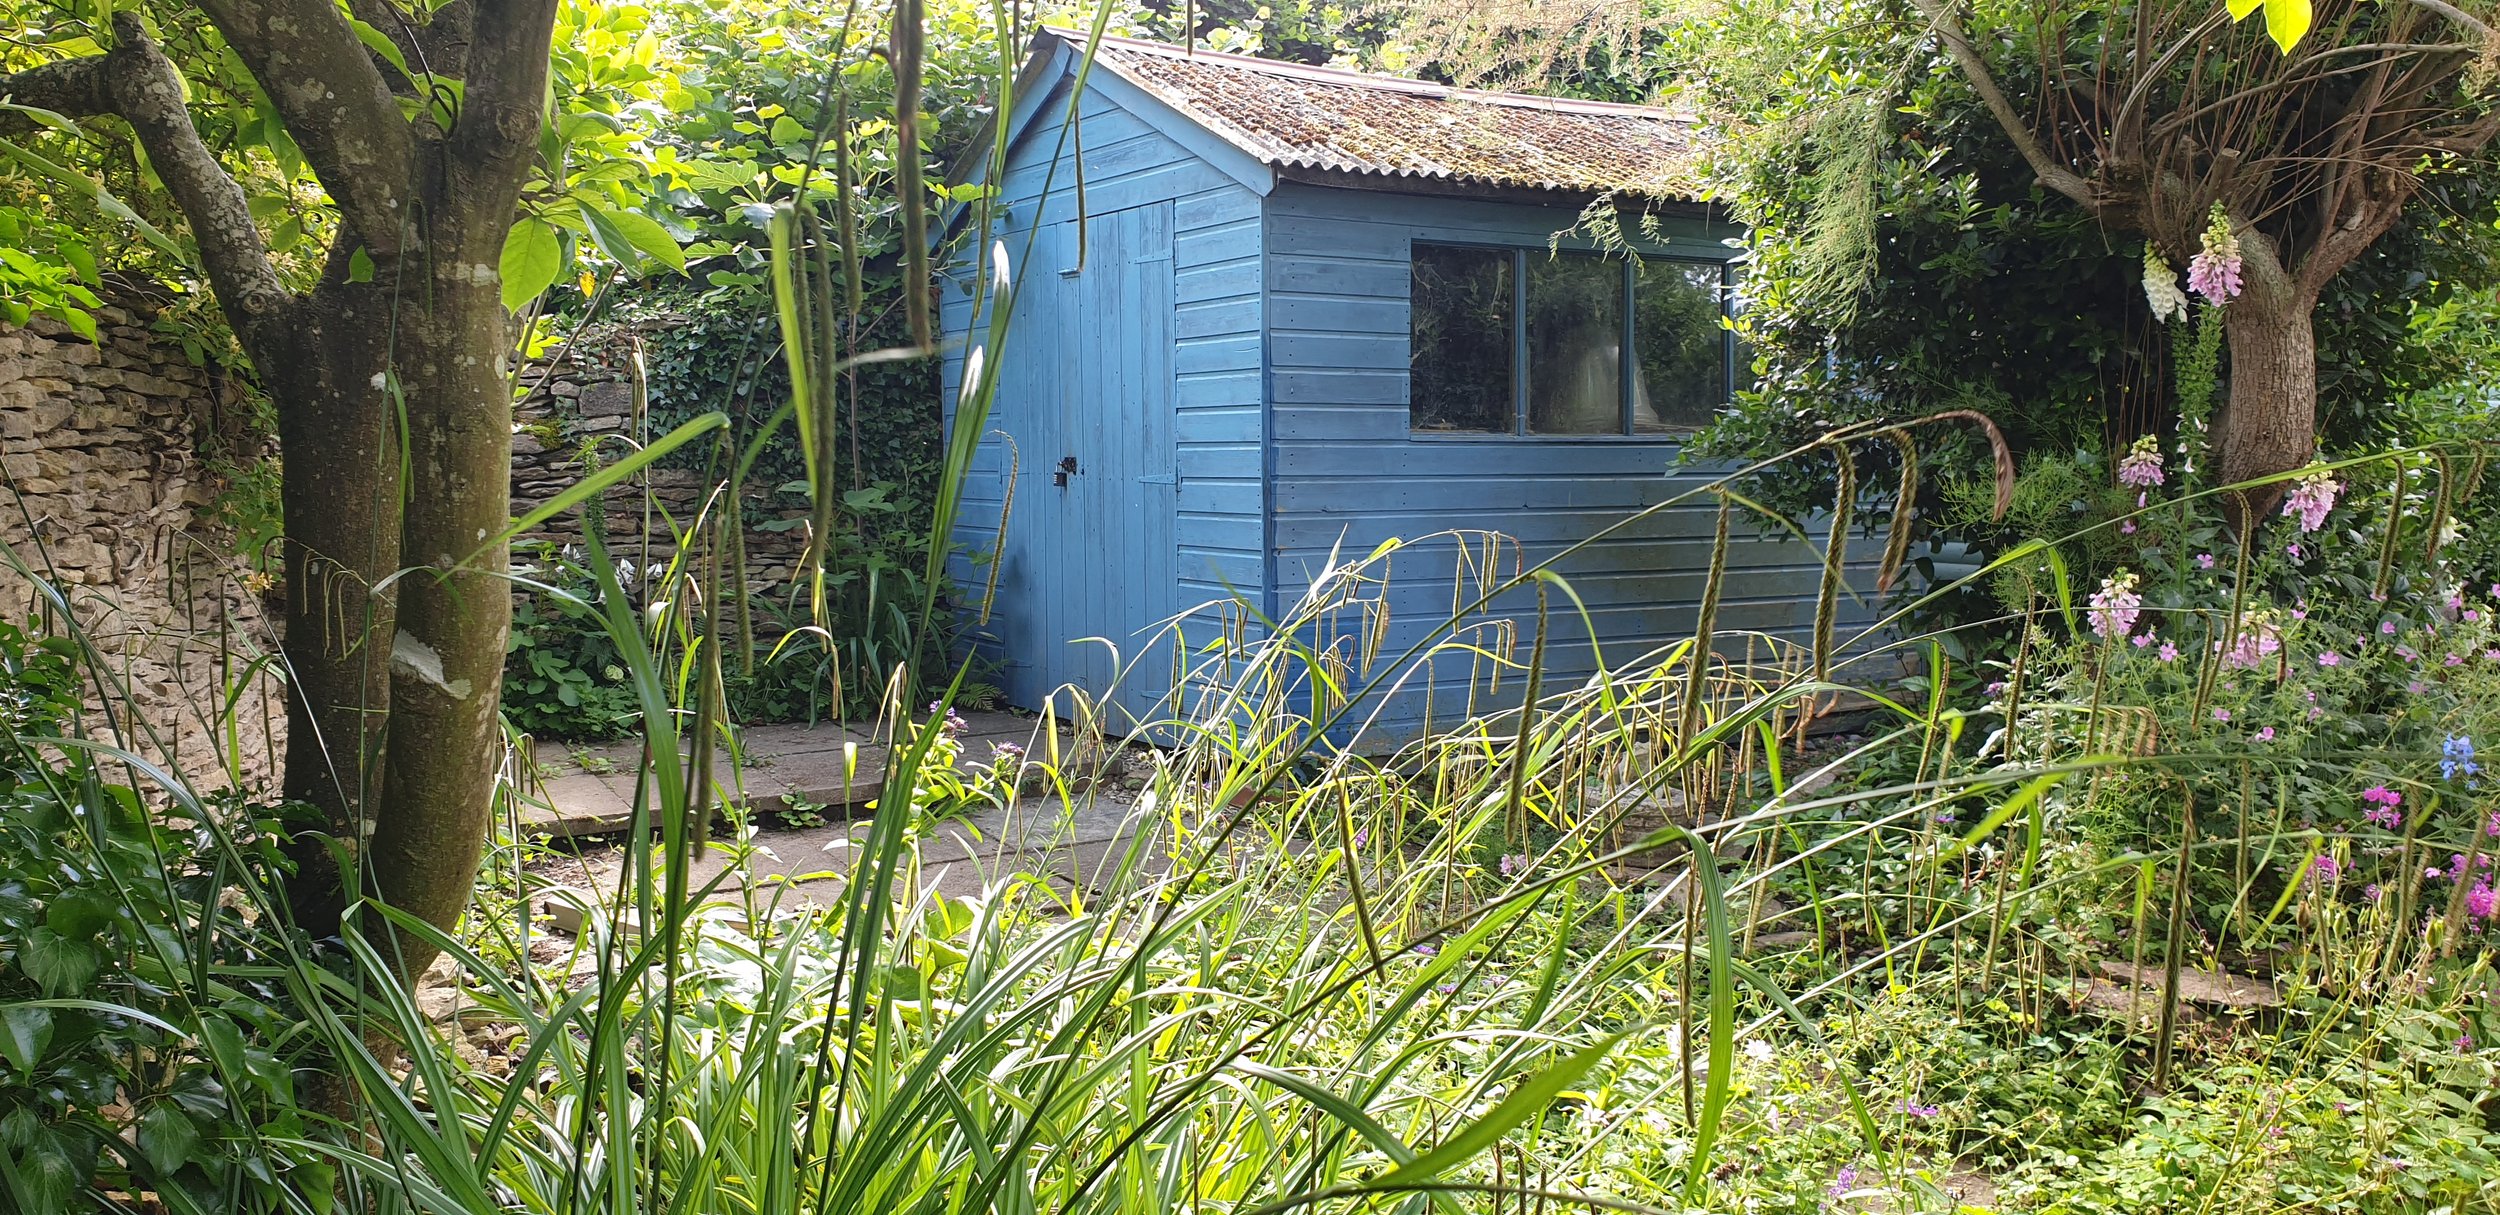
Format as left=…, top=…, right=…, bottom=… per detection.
left=1031, top=203, right=1177, bottom=728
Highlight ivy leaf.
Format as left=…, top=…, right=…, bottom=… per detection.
left=43, top=893, right=112, bottom=939
left=0, top=1007, right=52, bottom=1074
left=17, top=929, right=98, bottom=997
left=499, top=217, right=562, bottom=313
left=135, top=1105, right=199, bottom=1177
left=347, top=246, right=376, bottom=284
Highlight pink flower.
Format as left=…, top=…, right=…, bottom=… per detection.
left=2256, top=726, right=2276, bottom=742
left=2286, top=543, right=2304, bottom=559
left=2089, top=571, right=2143, bottom=642
left=2318, top=651, right=2342, bottom=668
left=2311, top=854, right=2341, bottom=882
left=2121, top=520, right=2138, bottom=535
left=2473, top=883, right=2499, bottom=921
left=2214, top=707, right=2233, bottom=722
left=2281, top=468, right=2341, bottom=533
left=2188, top=207, right=2244, bottom=305
left=2383, top=621, right=2400, bottom=635
left=2133, top=632, right=2155, bottom=648
left=2486, top=649, right=2500, bottom=661
left=2188, top=251, right=2243, bottom=304
left=2364, top=883, right=2383, bottom=902
left=2158, top=642, right=2180, bottom=662
left=2117, top=435, right=2166, bottom=489
left=2197, top=553, right=2217, bottom=569
left=2449, top=653, right=2467, bottom=667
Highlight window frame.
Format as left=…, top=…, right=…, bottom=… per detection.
left=1406, top=240, right=1737, bottom=441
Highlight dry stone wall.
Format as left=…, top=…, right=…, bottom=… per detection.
left=0, top=310, right=807, bottom=797
left=513, top=320, right=809, bottom=588
left=0, top=307, right=283, bottom=793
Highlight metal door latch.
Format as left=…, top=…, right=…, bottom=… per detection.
left=1054, top=455, right=1079, bottom=487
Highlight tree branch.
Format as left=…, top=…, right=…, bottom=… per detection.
left=96, top=14, right=293, bottom=345
left=1906, top=0, right=2107, bottom=211
left=452, top=0, right=559, bottom=196
left=192, top=0, right=415, bottom=254
left=0, top=54, right=109, bottom=138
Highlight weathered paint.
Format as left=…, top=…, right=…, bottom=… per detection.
left=941, top=67, right=1264, bottom=725
left=941, top=51, right=1879, bottom=743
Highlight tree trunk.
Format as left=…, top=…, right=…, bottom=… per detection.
left=365, top=252, right=514, bottom=976
left=271, top=280, right=402, bottom=940
left=2214, top=256, right=2320, bottom=517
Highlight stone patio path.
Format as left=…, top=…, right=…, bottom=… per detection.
left=517, top=709, right=1057, bottom=836
left=514, top=709, right=1169, bottom=907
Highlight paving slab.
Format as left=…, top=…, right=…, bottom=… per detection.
left=517, top=710, right=1071, bottom=836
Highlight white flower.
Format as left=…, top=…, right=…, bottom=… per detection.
left=2143, top=248, right=2189, bottom=323
left=369, top=372, right=389, bottom=390
left=1743, top=1038, right=1776, bottom=1063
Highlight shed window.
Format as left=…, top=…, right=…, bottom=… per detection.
left=1410, top=243, right=1735, bottom=436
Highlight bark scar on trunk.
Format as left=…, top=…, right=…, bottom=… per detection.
left=389, top=631, right=473, bottom=699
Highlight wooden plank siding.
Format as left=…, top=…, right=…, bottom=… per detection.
left=1261, top=183, right=1882, bottom=742
left=940, top=70, right=1267, bottom=723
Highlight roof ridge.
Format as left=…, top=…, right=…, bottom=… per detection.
left=1034, top=26, right=1685, bottom=122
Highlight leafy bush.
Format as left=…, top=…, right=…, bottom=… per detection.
left=0, top=619, right=321, bottom=1214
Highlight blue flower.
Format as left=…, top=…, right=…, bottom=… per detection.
left=2444, top=735, right=2481, bottom=783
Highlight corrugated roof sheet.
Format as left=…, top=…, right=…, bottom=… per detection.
left=1048, top=29, right=1701, bottom=199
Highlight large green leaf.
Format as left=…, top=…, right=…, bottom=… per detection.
left=586, top=205, right=686, bottom=273
left=135, top=1104, right=200, bottom=1177
left=498, top=216, right=562, bottom=313
left=16, top=929, right=97, bottom=997
left=0, top=1007, right=51, bottom=1073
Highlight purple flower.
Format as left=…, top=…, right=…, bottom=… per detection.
left=2214, top=707, right=2232, bottom=722
left=2383, top=621, right=2400, bottom=635
left=1498, top=853, right=1530, bottom=878
left=1827, top=1164, right=1860, bottom=1201
left=2089, top=571, right=2143, bottom=642
left=2197, top=553, right=2217, bottom=570
left=2311, top=854, right=2340, bottom=883
left=2188, top=208, right=2244, bottom=305
left=2117, top=435, right=2166, bottom=488
left=1899, top=1100, right=1941, bottom=1118
left=2281, top=468, right=2341, bottom=533
left=1350, top=828, right=1369, bottom=849
left=2459, top=1034, right=2478, bottom=1053
left=2286, top=543, right=2304, bottom=559
left=2318, top=651, right=2342, bottom=668
left=2158, top=642, right=2181, bottom=662
left=2364, top=883, right=2383, bottom=902
left=2255, top=726, right=2276, bottom=742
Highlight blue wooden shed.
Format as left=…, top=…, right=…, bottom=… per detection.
left=939, top=30, right=1866, bottom=741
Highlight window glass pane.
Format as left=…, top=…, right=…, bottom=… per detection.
left=1410, top=245, right=1515, bottom=433
left=1632, top=259, right=1727, bottom=432
left=1526, top=253, right=1625, bottom=435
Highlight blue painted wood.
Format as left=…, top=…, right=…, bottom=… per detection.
left=943, top=47, right=1876, bottom=747
left=1255, top=180, right=1879, bottom=742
